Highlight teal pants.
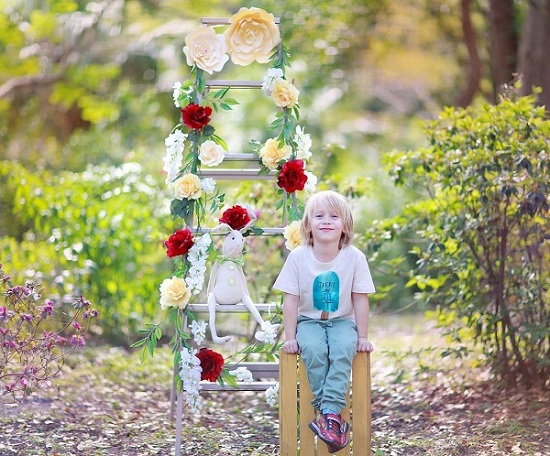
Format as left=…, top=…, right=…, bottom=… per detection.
left=296, top=316, right=357, bottom=414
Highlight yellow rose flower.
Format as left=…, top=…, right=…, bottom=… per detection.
left=259, top=138, right=291, bottom=170
left=283, top=221, right=303, bottom=251
left=199, top=140, right=225, bottom=166
left=172, top=173, right=202, bottom=200
left=183, top=25, right=229, bottom=75
left=159, top=277, right=191, bottom=310
left=224, top=7, right=281, bottom=66
left=271, top=78, right=300, bottom=108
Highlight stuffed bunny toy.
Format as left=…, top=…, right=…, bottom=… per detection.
left=206, top=205, right=278, bottom=344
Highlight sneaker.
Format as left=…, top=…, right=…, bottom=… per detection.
left=308, top=413, right=340, bottom=447
left=326, top=417, right=350, bottom=453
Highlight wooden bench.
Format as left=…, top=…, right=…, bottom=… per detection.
left=279, top=351, right=372, bottom=456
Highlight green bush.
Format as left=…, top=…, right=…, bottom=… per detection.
left=0, top=161, right=173, bottom=344
left=372, top=87, right=549, bottom=388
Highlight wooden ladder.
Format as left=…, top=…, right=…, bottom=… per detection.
left=279, top=351, right=372, bottom=456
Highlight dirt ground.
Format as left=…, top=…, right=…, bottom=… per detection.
left=1, top=345, right=548, bottom=456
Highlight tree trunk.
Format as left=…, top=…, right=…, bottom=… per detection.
left=517, top=0, right=550, bottom=111
left=455, top=0, right=482, bottom=107
left=488, top=0, right=518, bottom=100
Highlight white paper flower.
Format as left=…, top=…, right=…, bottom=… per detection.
left=304, top=171, right=318, bottom=194
left=180, top=347, right=204, bottom=412
left=255, top=321, right=280, bottom=344
left=199, top=140, right=225, bottom=166
left=172, top=81, right=183, bottom=107
left=262, top=68, right=284, bottom=95
left=190, top=320, right=208, bottom=345
left=265, top=382, right=279, bottom=407
left=229, top=366, right=254, bottom=383
left=294, top=126, right=312, bottom=161
left=183, top=25, right=229, bottom=75
left=163, top=130, right=187, bottom=183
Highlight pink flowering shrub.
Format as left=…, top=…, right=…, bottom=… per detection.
left=0, top=264, right=99, bottom=403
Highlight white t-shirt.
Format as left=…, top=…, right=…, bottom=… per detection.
left=273, top=245, right=375, bottom=321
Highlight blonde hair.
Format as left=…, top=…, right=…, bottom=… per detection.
left=300, top=190, right=354, bottom=248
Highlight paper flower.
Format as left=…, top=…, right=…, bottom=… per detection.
left=172, top=173, right=202, bottom=200
left=219, top=205, right=251, bottom=231
left=199, top=140, right=225, bottom=166
left=164, top=228, right=194, bottom=258
left=271, top=78, right=299, bottom=108
left=224, top=7, right=281, bottom=65
left=277, top=159, right=308, bottom=193
left=183, top=25, right=229, bottom=75
left=283, top=220, right=303, bottom=251
left=181, top=103, right=212, bottom=130
left=196, top=348, right=225, bottom=382
left=259, top=138, right=291, bottom=170
left=159, top=277, right=191, bottom=310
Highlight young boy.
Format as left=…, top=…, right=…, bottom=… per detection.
left=274, top=190, right=375, bottom=453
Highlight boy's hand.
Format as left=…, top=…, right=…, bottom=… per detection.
left=283, top=339, right=300, bottom=354
left=357, top=337, right=374, bottom=352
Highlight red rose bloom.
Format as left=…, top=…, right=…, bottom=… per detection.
left=164, top=228, right=194, bottom=257
left=196, top=348, right=224, bottom=382
left=277, top=159, right=308, bottom=193
left=181, top=103, right=212, bottom=130
left=219, top=205, right=251, bottom=231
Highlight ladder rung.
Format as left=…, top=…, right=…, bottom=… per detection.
left=200, top=17, right=281, bottom=26
left=222, top=153, right=260, bottom=161
left=192, top=227, right=285, bottom=235
left=200, top=381, right=277, bottom=391
left=206, top=80, right=263, bottom=89
left=187, top=303, right=279, bottom=313
left=201, top=169, right=276, bottom=180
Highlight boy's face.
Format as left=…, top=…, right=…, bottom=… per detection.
left=310, top=202, right=344, bottom=246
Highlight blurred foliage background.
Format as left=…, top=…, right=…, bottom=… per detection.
left=1, top=0, right=548, bottom=385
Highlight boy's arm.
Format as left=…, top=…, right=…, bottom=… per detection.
left=282, top=292, right=300, bottom=354
left=353, top=292, right=374, bottom=352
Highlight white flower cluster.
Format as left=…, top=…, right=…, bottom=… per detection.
left=179, top=347, right=203, bottom=413
left=265, top=382, right=279, bottom=407
left=261, top=67, right=284, bottom=95
left=190, top=320, right=208, bottom=345
left=163, top=129, right=187, bottom=184
left=228, top=366, right=254, bottom=383
left=186, top=233, right=212, bottom=295
left=255, top=321, right=280, bottom=344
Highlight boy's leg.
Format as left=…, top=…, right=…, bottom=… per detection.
left=321, top=318, right=357, bottom=413
left=296, top=317, right=329, bottom=410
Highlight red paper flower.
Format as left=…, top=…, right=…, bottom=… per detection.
left=181, top=103, right=213, bottom=130
left=277, top=159, right=308, bottom=193
left=164, top=228, right=194, bottom=257
left=196, top=348, right=224, bottom=382
left=219, top=205, right=251, bottom=231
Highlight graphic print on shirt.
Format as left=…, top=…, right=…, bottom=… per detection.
left=312, top=271, right=340, bottom=312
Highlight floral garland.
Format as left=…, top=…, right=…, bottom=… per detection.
left=135, top=7, right=314, bottom=412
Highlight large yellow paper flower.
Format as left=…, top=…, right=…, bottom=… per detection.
left=172, top=173, right=202, bottom=200
left=183, top=25, right=229, bottom=75
left=283, top=220, right=303, bottom=251
left=224, top=7, right=281, bottom=66
left=159, top=277, right=191, bottom=310
left=271, top=78, right=299, bottom=108
left=259, top=138, right=291, bottom=170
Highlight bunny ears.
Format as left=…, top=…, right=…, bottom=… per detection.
left=212, top=204, right=257, bottom=233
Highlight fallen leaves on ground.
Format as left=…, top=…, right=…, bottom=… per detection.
left=0, top=346, right=548, bottom=455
